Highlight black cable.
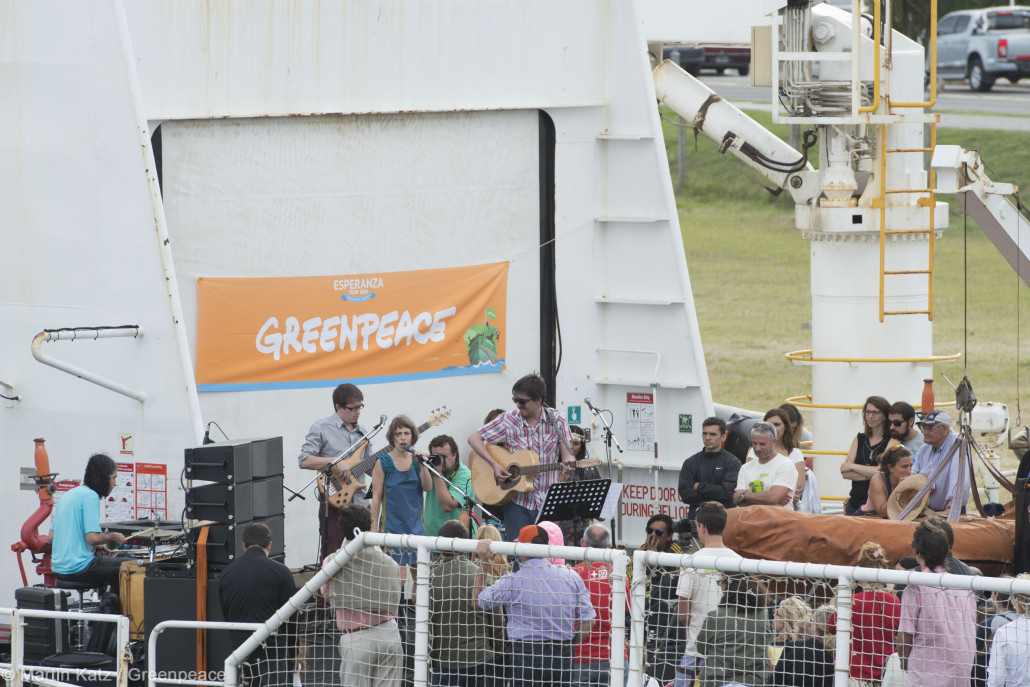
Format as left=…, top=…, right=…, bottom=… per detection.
left=737, top=128, right=817, bottom=176
left=208, top=421, right=230, bottom=441
left=0, top=393, right=18, bottom=401
left=43, top=325, right=140, bottom=335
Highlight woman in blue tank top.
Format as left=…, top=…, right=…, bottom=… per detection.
left=370, top=415, right=433, bottom=586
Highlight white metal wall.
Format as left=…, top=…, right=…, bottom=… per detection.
left=0, top=0, right=713, bottom=603
left=162, top=111, right=542, bottom=567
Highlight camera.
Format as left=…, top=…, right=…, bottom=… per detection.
left=426, top=453, right=444, bottom=467
left=672, top=517, right=697, bottom=541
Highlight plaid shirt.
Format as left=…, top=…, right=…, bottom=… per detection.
left=479, top=408, right=571, bottom=511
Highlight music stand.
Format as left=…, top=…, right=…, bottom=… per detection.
left=536, top=479, right=611, bottom=523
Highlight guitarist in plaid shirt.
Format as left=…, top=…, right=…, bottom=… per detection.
left=468, top=373, right=576, bottom=542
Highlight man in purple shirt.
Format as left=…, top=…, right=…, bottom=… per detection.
left=473, top=524, right=596, bottom=686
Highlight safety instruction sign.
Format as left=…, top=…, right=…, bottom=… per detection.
left=135, top=463, right=167, bottom=520
left=626, top=392, right=655, bottom=451
left=105, top=463, right=136, bottom=521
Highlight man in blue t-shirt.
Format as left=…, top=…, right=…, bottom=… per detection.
left=49, top=453, right=126, bottom=588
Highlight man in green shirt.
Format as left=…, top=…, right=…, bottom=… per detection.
left=422, top=435, right=477, bottom=537
left=429, top=519, right=502, bottom=684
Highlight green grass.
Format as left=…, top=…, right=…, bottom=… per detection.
left=933, top=109, right=1030, bottom=118
left=663, top=110, right=1030, bottom=469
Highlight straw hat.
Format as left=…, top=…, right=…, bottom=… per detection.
left=887, top=473, right=935, bottom=521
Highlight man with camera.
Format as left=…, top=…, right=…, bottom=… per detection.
left=423, top=435, right=477, bottom=537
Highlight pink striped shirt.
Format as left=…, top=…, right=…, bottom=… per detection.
left=479, top=408, right=572, bottom=511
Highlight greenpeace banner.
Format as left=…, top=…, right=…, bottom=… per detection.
left=196, top=263, right=508, bottom=391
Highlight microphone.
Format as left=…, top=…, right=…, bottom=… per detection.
left=584, top=397, right=597, bottom=414
left=202, top=422, right=215, bottom=445
left=403, top=444, right=444, bottom=464
left=376, top=414, right=388, bottom=428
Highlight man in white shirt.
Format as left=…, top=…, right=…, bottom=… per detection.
left=987, top=573, right=1030, bottom=687
left=674, top=502, right=742, bottom=685
left=733, top=422, right=795, bottom=509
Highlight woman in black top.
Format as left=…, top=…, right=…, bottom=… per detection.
left=840, top=396, right=898, bottom=515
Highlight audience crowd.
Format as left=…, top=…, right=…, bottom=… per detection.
left=300, top=385, right=1023, bottom=687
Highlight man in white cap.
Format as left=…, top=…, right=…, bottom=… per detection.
left=912, top=410, right=969, bottom=513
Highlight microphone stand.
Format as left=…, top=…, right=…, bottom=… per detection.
left=289, top=416, right=389, bottom=502
left=412, top=450, right=500, bottom=524
left=585, top=398, right=624, bottom=544
left=585, top=400, right=623, bottom=477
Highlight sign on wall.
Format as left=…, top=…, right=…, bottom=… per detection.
left=196, top=263, right=508, bottom=391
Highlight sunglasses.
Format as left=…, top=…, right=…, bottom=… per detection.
left=512, top=397, right=532, bottom=406
left=646, top=527, right=666, bottom=536
left=889, top=419, right=907, bottom=427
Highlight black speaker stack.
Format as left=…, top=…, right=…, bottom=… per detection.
left=126, top=438, right=286, bottom=675
left=184, top=437, right=286, bottom=566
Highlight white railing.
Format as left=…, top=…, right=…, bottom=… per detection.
left=9, top=537, right=1029, bottom=687
left=0, top=607, right=130, bottom=687
left=632, top=550, right=1030, bottom=687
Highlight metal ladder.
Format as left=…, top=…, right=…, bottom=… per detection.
left=875, top=0, right=942, bottom=322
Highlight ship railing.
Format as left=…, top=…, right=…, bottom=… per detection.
left=8, top=534, right=1026, bottom=687
left=0, top=607, right=130, bottom=687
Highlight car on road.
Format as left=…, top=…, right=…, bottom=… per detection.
left=932, top=6, right=1030, bottom=91
left=662, top=44, right=750, bottom=77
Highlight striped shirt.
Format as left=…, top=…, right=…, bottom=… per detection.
left=479, top=408, right=572, bottom=511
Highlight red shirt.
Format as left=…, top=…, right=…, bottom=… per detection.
left=572, top=561, right=629, bottom=663
left=830, top=589, right=901, bottom=681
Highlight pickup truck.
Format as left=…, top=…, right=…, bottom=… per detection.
left=663, top=44, right=750, bottom=77
left=933, top=6, right=1030, bottom=92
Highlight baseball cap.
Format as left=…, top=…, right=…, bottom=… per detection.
left=916, top=409, right=952, bottom=428
left=517, top=524, right=546, bottom=544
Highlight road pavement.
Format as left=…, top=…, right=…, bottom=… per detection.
left=696, top=73, right=1030, bottom=131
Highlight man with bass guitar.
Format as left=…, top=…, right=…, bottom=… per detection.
left=298, top=383, right=374, bottom=560
left=467, top=373, right=576, bottom=542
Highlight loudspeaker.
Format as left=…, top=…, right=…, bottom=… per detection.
left=143, top=568, right=232, bottom=676
left=185, top=476, right=284, bottom=523
left=195, top=516, right=285, bottom=565
left=15, top=586, right=71, bottom=662
left=184, top=437, right=283, bottom=483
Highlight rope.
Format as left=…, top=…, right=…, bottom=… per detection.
left=962, top=176, right=969, bottom=378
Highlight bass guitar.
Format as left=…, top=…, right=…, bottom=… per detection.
left=317, top=407, right=451, bottom=509
left=470, top=444, right=602, bottom=506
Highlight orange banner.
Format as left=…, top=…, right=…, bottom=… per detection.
left=196, top=263, right=508, bottom=391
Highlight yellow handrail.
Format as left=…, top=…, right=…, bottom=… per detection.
left=928, top=123, right=937, bottom=319
left=784, top=394, right=957, bottom=411
left=878, top=129, right=887, bottom=321
left=892, top=0, right=939, bottom=108
left=858, top=0, right=882, bottom=113
left=784, top=349, right=961, bottom=364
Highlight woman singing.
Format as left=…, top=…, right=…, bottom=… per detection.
left=370, top=415, right=433, bottom=586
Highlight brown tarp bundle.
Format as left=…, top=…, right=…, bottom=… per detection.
left=723, top=506, right=1016, bottom=576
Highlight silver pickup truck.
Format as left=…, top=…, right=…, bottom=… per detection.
left=933, top=6, right=1030, bottom=91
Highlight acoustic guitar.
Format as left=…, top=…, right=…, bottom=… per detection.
left=316, top=407, right=451, bottom=509
left=470, top=444, right=602, bottom=506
